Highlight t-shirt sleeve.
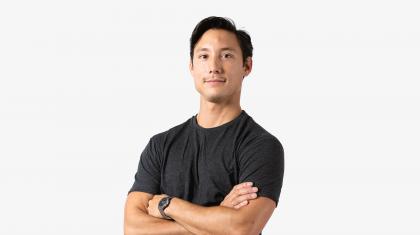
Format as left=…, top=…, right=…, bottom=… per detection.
left=127, top=136, right=162, bottom=195
left=238, top=134, right=284, bottom=207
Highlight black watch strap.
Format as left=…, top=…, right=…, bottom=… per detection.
left=158, top=196, right=173, bottom=220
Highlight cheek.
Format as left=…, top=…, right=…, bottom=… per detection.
left=194, top=64, right=208, bottom=75
left=191, top=68, right=207, bottom=85
left=192, top=76, right=203, bottom=92
left=191, top=71, right=200, bottom=83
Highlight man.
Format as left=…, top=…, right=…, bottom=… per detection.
left=124, top=16, right=284, bottom=235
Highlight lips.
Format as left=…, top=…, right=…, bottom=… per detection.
left=206, top=80, right=225, bottom=83
left=205, top=78, right=226, bottom=82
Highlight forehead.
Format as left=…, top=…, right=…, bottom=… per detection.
left=194, top=29, right=240, bottom=52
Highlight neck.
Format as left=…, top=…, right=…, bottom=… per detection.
left=196, top=97, right=242, bottom=128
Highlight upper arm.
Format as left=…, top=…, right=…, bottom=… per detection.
left=125, top=137, right=163, bottom=233
left=233, top=196, right=276, bottom=235
left=128, top=136, right=162, bottom=195
left=238, top=135, right=284, bottom=207
left=233, top=135, right=284, bottom=234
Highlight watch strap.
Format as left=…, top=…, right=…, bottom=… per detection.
left=158, top=196, right=173, bottom=220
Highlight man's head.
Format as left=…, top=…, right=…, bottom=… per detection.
left=190, top=16, right=253, bottom=66
left=189, top=16, right=253, bottom=104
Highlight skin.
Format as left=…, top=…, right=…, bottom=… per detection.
left=124, top=183, right=258, bottom=235
left=124, top=29, right=276, bottom=235
left=220, top=182, right=258, bottom=209
left=147, top=182, right=258, bottom=218
left=190, top=29, right=252, bottom=128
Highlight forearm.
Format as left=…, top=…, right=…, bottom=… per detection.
left=165, top=197, right=248, bottom=235
left=125, top=206, right=194, bottom=235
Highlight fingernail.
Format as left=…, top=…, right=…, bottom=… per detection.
left=252, top=187, right=258, bottom=192
left=247, top=182, right=253, bottom=186
left=252, top=193, right=257, bottom=197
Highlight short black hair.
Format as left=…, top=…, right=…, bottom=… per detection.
left=189, top=16, right=253, bottom=66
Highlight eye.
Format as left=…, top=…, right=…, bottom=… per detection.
left=223, top=53, right=233, bottom=58
left=198, top=54, right=208, bottom=59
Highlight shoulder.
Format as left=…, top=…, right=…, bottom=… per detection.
left=147, top=115, right=194, bottom=148
left=238, top=113, right=283, bottom=153
left=237, top=133, right=283, bottom=161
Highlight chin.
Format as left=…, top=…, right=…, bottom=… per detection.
left=204, top=95, right=225, bottom=103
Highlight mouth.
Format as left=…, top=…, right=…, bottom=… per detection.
left=205, top=78, right=226, bottom=83
left=205, top=80, right=225, bottom=83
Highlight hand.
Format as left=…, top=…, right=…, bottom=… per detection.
left=220, top=182, right=258, bottom=209
left=147, top=194, right=168, bottom=219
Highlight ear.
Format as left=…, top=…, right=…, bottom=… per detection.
left=189, top=60, right=193, bottom=75
left=243, top=57, right=253, bottom=77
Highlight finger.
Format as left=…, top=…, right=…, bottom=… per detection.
left=228, top=183, right=254, bottom=198
left=233, top=182, right=253, bottom=190
left=234, top=200, right=248, bottom=209
left=232, top=193, right=257, bottom=205
left=236, top=187, right=258, bottom=197
left=221, top=189, right=256, bottom=208
left=223, top=182, right=254, bottom=203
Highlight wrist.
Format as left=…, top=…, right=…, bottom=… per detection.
left=164, top=197, right=177, bottom=218
left=158, top=196, right=174, bottom=220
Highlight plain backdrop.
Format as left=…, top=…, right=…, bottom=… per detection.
left=0, top=0, right=419, bottom=234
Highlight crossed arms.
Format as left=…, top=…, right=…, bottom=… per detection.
left=124, top=182, right=276, bottom=235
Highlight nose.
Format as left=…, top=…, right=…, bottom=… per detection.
left=209, top=56, right=222, bottom=74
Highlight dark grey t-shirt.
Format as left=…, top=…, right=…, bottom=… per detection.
left=128, top=110, right=284, bottom=208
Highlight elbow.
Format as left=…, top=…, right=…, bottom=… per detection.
left=124, top=214, right=150, bottom=235
left=229, top=217, right=258, bottom=235
left=124, top=224, right=134, bottom=235
left=229, top=226, right=257, bottom=235
left=124, top=222, right=149, bottom=235
left=124, top=226, right=134, bottom=235
left=124, top=221, right=139, bottom=235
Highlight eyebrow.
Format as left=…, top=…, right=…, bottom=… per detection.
left=196, top=47, right=237, bottom=52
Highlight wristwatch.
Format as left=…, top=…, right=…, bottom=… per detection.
left=158, top=196, right=173, bottom=220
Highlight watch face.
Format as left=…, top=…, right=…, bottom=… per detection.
left=159, top=197, right=168, bottom=208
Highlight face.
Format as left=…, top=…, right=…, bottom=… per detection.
left=189, top=29, right=252, bottom=104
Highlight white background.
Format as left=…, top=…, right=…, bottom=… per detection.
left=1, top=0, right=419, bottom=234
